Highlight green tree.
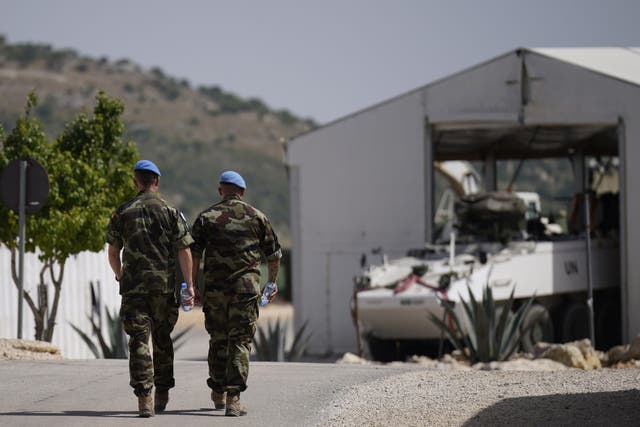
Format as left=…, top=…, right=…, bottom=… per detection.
left=0, top=92, right=137, bottom=342
left=0, top=93, right=51, bottom=250
left=0, top=123, right=10, bottom=243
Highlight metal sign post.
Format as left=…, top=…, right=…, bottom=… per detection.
left=0, top=157, right=49, bottom=340
left=17, top=160, right=26, bottom=339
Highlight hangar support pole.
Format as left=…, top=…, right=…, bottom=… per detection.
left=617, top=118, right=629, bottom=343
left=571, top=149, right=586, bottom=195
left=483, top=151, right=497, bottom=191
left=424, top=117, right=434, bottom=243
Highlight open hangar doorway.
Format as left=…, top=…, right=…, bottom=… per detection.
left=427, top=121, right=622, bottom=350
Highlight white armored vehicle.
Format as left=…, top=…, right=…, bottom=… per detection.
left=353, top=161, right=621, bottom=361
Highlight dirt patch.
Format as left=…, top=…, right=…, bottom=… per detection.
left=0, top=338, right=62, bottom=361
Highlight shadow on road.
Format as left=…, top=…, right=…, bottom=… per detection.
left=0, top=408, right=216, bottom=418
left=464, top=389, right=640, bottom=426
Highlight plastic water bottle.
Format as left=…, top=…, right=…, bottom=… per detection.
left=260, top=281, right=277, bottom=307
left=180, top=282, right=193, bottom=312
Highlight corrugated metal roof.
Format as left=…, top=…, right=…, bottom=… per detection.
left=531, top=47, right=640, bottom=87
left=290, top=47, right=640, bottom=140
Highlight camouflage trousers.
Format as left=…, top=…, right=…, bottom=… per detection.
left=203, top=289, right=259, bottom=394
left=120, top=293, right=179, bottom=396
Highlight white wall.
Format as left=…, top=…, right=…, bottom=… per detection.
left=424, top=51, right=521, bottom=121
left=524, top=53, right=629, bottom=123
left=621, top=117, right=640, bottom=342
left=0, top=245, right=121, bottom=358
left=288, top=92, right=427, bottom=354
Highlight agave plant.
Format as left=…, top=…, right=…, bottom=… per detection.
left=70, top=307, right=128, bottom=359
left=71, top=311, right=194, bottom=359
left=252, top=318, right=311, bottom=362
left=429, top=284, right=534, bottom=363
left=71, top=281, right=193, bottom=359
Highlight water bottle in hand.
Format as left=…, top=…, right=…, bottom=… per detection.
left=260, top=281, right=277, bottom=307
left=180, top=282, right=193, bottom=312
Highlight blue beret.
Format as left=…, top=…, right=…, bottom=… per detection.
left=219, top=170, right=246, bottom=189
left=134, top=160, right=161, bottom=176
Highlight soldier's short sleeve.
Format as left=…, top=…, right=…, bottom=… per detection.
left=105, top=211, right=123, bottom=249
left=261, top=215, right=282, bottom=261
left=172, top=210, right=194, bottom=250
left=190, top=215, right=206, bottom=258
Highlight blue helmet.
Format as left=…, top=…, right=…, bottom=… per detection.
left=219, top=170, right=246, bottom=189
left=134, top=160, right=161, bottom=176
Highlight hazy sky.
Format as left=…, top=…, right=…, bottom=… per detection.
left=1, top=0, right=639, bottom=124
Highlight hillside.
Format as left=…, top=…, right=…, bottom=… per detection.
left=0, top=36, right=315, bottom=241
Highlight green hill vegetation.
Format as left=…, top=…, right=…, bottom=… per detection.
left=0, top=35, right=315, bottom=243
left=0, top=36, right=583, bottom=247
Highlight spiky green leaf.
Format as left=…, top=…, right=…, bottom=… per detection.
left=69, top=322, right=102, bottom=358
left=172, top=325, right=193, bottom=352
left=429, top=284, right=535, bottom=363
left=428, top=311, right=467, bottom=355
left=287, top=320, right=311, bottom=362
left=88, top=315, right=112, bottom=358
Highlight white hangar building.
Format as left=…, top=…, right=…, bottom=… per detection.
left=286, top=47, right=640, bottom=355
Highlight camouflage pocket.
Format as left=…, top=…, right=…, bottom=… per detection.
left=229, top=294, right=259, bottom=328
left=122, top=312, right=150, bottom=336
left=120, top=298, right=151, bottom=336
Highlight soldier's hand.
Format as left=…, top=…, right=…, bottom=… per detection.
left=194, top=286, right=202, bottom=306
left=181, top=284, right=195, bottom=310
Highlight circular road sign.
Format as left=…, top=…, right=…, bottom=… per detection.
left=0, top=158, right=49, bottom=214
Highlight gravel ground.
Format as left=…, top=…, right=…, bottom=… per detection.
left=319, top=368, right=640, bottom=426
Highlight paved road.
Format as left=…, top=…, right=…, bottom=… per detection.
left=0, top=360, right=419, bottom=426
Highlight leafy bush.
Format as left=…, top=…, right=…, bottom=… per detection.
left=123, top=82, right=136, bottom=94
left=275, top=109, right=296, bottom=126
left=429, top=284, right=534, bottom=363
left=0, top=42, right=77, bottom=69
left=3, top=43, right=46, bottom=66
left=247, top=98, right=268, bottom=119
left=199, top=85, right=243, bottom=114
left=197, top=85, right=311, bottom=126
left=74, top=62, right=89, bottom=73
left=149, top=77, right=181, bottom=101
left=46, top=49, right=77, bottom=71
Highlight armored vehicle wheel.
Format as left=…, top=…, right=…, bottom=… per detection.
left=561, top=301, right=590, bottom=342
left=595, top=296, right=621, bottom=350
left=520, top=304, right=554, bottom=353
left=366, top=336, right=445, bottom=361
left=365, top=336, right=397, bottom=362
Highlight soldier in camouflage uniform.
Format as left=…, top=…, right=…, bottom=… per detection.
left=106, top=160, right=194, bottom=418
left=190, top=170, right=281, bottom=417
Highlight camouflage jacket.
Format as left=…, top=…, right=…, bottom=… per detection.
left=191, top=194, right=282, bottom=294
left=105, top=190, right=193, bottom=295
